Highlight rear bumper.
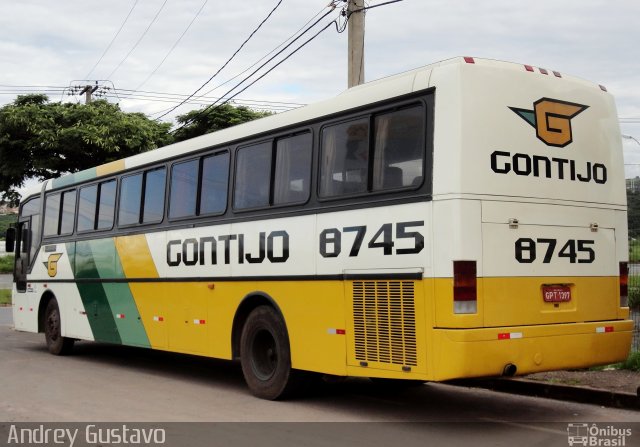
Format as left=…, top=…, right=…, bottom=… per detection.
left=430, top=320, right=633, bottom=381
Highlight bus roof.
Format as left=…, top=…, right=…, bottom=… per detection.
left=22, top=56, right=611, bottom=200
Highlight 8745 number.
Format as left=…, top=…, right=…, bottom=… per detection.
left=515, top=238, right=595, bottom=264
left=320, top=221, right=424, bottom=258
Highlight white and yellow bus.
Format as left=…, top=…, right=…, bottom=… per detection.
left=6, top=57, right=632, bottom=399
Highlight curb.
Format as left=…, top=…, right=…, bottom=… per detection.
left=447, top=378, right=640, bottom=411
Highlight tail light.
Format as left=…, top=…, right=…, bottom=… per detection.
left=454, top=260, right=477, bottom=314
left=619, top=262, right=628, bottom=307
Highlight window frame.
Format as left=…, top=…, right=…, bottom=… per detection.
left=167, top=148, right=230, bottom=222
left=198, top=149, right=230, bottom=218
left=42, top=188, right=77, bottom=238
left=117, top=166, right=167, bottom=229
left=76, top=178, right=117, bottom=234
left=232, top=129, right=313, bottom=213
left=317, top=100, right=427, bottom=202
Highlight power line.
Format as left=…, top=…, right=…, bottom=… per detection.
left=105, top=0, right=170, bottom=80
left=191, top=3, right=334, bottom=103
left=155, top=0, right=285, bottom=120
left=104, top=95, right=297, bottom=112
left=132, top=0, right=209, bottom=92
left=84, top=0, right=141, bottom=79
left=350, top=0, right=402, bottom=14
left=111, top=91, right=300, bottom=107
left=170, top=11, right=342, bottom=134
left=166, top=7, right=339, bottom=125
left=116, top=87, right=305, bottom=105
left=0, top=84, right=67, bottom=89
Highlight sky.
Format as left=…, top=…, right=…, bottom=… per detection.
left=1, top=0, right=639, bottom=176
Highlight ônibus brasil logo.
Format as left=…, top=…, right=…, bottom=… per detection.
left=510, top=98, right=588, bottom=148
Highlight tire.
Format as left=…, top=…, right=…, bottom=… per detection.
left=44, top=298, right=74, bottom=355
left=240, top=305, right=301, bottom=400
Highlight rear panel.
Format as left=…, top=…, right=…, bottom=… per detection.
left=429, top=59, right=630, bottom=372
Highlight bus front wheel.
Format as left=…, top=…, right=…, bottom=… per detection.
left=44, top=298, right=75, bottom=355
left=240, top=305, right=300, bottom=400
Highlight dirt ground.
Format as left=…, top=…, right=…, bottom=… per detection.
left=524, top=369, right=640, bottom=395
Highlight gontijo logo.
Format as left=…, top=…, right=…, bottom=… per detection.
left=490, top=97, right=607, bottom=184
left=44, top=253, right=63, bottom=278
left=510, top=98, right=588, bottom=147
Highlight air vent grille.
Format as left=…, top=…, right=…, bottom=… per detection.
left=353, top=281, right=417, bottom=366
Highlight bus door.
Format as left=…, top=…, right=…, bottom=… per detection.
left=14, top=218, right=31, bottom=292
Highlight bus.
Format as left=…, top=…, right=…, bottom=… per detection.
left=5, top=57, right=633, bottom=399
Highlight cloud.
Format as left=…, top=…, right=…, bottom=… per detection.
left=0, top=0, right=637, bottom=128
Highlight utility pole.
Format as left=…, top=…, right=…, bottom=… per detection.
left=78, top=84, right=99, bottom=104
left=347, top=0, right=365, bottom=88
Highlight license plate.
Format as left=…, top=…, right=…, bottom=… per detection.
left=542, top=285, right=571, bottom=303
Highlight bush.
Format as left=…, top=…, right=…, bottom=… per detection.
left=621, top=351, right=640, bottom=371
left=629, top=286, right=640, bottom=309
left=0, top=289, right=10, bottom=305
left=0, top=255, right=14, bottom=273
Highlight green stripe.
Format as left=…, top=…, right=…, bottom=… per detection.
left=52, top=168, right=97, bottom=189
left=72, top=241, right=121, bottom=344
left=77, top=282, right=122, bottom=344
left=102, top=283, right=151, bottom=348
left=74, top=239, right=150, bottom=348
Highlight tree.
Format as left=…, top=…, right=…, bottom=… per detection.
left=0, top=94, right=173, bottom=204
left=173, top=104, right=271, bottom=143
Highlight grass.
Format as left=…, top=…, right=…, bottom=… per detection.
left=0, top=254, right=13, bottom=273
left=0, top=289, right=11, bottom=306
left=589, top=351, right=640, bottom=372
left=620, top=351, right=640, bottom=371
left=0, top=214, right=16, bottom=238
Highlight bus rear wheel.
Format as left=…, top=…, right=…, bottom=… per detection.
left=44, top=298, right=74, bottom=355
left=240, top=305, right=301, bottom=400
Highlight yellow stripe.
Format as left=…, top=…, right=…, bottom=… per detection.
left=115, top=235, right=158, bottom=278
left=114, top=235, right=169, bottom=349
left=96, top=159, right=125, bottom=177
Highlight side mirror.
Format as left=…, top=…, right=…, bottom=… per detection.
left=5, top=227, right=15, bottom=253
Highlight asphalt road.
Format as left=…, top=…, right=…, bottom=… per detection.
left=0, top=307, right=637, bottom=447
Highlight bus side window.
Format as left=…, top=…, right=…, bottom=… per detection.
left=77, top=185, right=98, bottom=232
left=200, top=151, right=229, bottom=215
left=19, top=197, right=41, bottom=265
left=142, top=167, right=166, bottom=223
left=43, top=189, right=76, bottom=237
left=234, top=142, right=271, bottom=210
left=118, top=173, right=142, bottom=226
left=372, top=105, right=425, bottom=191
left=97, top=180, right=116, bottom=230
left=59, top=190, right=77, bottom=235
left=319, top=118, right=369, bottom=198
left=43, top=193, right=61, bottom=237
left=118, top=168, right=166, bottom=226
left=78, top=180, right=116, bottom=232
left=170, top=160, right=198, bottom=219
left=273, top=133, right=312, bottom=205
